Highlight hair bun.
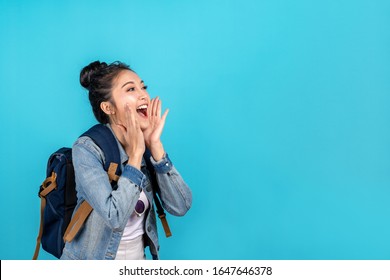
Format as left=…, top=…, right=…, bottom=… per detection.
left=80, top=60, right=107, bottom=90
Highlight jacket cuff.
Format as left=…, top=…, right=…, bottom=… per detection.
left=122, top=164, right=145, bottom=186
left=150, top=153, right=173, bottom=174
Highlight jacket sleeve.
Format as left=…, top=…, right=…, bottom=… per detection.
left=150, top=153, right=192, bottom=216
left=72, top=136, right=144, bottom=230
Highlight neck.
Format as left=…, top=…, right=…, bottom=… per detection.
left=108, top=122, right=127, bottom=149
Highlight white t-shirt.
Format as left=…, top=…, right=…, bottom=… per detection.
left=121, top=190, right=150, bottom=241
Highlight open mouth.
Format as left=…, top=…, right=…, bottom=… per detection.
left=136, top=104, right=148, bottom=118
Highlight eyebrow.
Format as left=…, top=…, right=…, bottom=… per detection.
left=121, top=80, right=144, bottom=88
left=121, top=81, right=134, bottom=88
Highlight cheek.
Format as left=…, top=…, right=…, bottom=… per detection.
left=113, top=95, right=139, bottom=124
left=116, top=109, right=126, bottom=124
left=115, top=95, right=137, bottom=112
left=116, top=94, right=137, bottom=108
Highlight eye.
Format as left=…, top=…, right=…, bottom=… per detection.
left=127, top=87, right=135, bottom=92
left=142, top=85, right=148, bottom=90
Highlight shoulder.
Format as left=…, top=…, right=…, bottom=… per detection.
left=72, top=136, right=105, bottom=163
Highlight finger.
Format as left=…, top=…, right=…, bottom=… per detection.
left=152, top=108, right=169, bottom=140
left=125, top=103, right=136, bottom=128
left=157, top=98, right=162, bottom=118
left=156, top=109, right=169, bottom=134
left=147, top=98, right=153, bottom=118
left=152, top=96, right=159, bottom=117
left=134, top=112, right=141, bottom=131
left=148, top=97, right=155, bottom=120
left=129, top=104, right=142, bottom=131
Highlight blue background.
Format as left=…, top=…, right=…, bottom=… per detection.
left=0, top=0, right=389, bottom=260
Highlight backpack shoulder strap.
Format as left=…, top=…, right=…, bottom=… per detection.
left=144, top=149, right=172, bottom=238
left=81, top=124, right=121, bottom=182
left=62, top=124, right=121, bottom=245
left=80, top=125, right=172, bottom=237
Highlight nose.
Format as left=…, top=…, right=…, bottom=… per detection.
left=138, top=89, right=148, bottom=101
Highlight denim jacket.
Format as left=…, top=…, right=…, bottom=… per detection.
left=60, top=125, right=192, bottom=260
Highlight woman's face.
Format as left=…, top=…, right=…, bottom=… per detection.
left=107, top=70, right=151, bottom=130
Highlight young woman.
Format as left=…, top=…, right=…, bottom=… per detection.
left=60, top=61, right=192, bottom=260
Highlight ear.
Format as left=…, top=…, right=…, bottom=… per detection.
left=100, top=101, right=115, bottom=115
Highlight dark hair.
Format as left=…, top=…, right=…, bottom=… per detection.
left=80, top=60, right=132, bottom=124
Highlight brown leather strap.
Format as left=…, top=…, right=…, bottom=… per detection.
left=63, top=162, right=117, bottom=244
left=32, top=195, right=46, bottom=259
left=107, top=162, right=119, bottom=182
left=39, top=172, right=57, bottom=197
left=158, top=214, right=172, bottom=237
left=32, top=172, right=57, bottom=260
left=63, top=201, right=93, bottom=243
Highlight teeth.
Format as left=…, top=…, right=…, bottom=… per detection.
left=137, top=105, right=148, bottom=110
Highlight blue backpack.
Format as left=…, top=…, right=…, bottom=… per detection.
left=32, top=124, right=171, bottom=259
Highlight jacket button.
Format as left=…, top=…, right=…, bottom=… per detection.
left=147, top=226, right=151, bottom=232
